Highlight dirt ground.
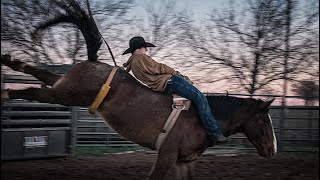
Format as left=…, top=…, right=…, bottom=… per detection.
left=1, top=152, right=318, bottom=180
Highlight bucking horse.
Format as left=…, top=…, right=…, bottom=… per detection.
left=1, top=1, right=277, bottom=179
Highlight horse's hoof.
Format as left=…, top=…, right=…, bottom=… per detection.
left=216, top=136, right=229, bottom=143
left=1, top=55, right=27, bottom=71
left=1, top=89, right=10, bottom=102
left=1, top=54, right=12, bottom=65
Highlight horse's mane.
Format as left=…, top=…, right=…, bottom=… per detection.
left=206, top=95, right=265, bottom=120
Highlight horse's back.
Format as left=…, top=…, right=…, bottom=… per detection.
left=54, top=61, right=111, bottom=88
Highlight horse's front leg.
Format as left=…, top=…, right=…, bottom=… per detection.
left=148, top=138, right=179, bottom=180
left=1, top=54, right=62, bottom=86
left=2, top=88, right=73, bottom=106
left=176, top=162, right=195, bottom=180
left=149, top=151, right=178, bottom=180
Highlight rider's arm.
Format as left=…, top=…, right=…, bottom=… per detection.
left=133, top=55, right=178, bottom=75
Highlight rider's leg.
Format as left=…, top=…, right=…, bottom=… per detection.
left=163, top=75, right=227, bottom=142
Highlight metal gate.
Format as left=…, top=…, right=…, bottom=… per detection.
left=1, top=100, right=77, bottom=160
left=1, top=65, right=77, bottom=160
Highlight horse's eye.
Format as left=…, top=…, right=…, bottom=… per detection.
left=257, top=114, right=270, bottom=124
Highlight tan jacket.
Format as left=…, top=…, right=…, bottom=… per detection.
left=123, top=54, right=178, bottom=92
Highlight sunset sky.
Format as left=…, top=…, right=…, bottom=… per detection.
left=1, top=0, right=318, bottom=106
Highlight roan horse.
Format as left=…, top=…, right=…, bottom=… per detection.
left=1, top=1, right=276, bottom=179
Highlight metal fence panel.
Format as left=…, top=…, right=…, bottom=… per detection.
left=73, top=105, right=319, bottom=152
left=1, top=74, right=319, bottom=154
left=1, top=101, right=74, bottom=160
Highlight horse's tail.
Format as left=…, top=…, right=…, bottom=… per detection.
left=33, top=0, right=102, bottom=61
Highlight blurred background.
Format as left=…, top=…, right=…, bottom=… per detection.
left=1, top=0, right=319, bottom=159
left=1, top=0, right=319, bottom=101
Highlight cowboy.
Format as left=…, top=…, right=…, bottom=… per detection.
left=122, top=36, right=228, bottom=143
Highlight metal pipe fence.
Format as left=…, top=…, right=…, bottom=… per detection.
left=1, top=74, right=319, bottom=155
left=73, top=93, right=319, bottom=153
left=72, top=104, right=319, bottom=152
left=1, top=100, right=74, bottom=160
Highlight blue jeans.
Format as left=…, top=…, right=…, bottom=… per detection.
left=163, top=75, right=224, bottom=140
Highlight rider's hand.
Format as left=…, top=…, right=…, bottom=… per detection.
left=173, top=71, right=181, bottom=75
left=173, top=71, right=193, bottom=84
left=183, top=75, right=193, bottom=84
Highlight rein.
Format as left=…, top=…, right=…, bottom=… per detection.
left=85, top=0, right=119, bottom=113
left=101, top=36, right=117, bottom=67
left=88, top=67, right=118, bottom=114
left=85, top=0, right=117, bottom=67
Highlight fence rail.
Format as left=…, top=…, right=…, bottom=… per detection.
left=1, top=74, right=319, bottom=155
left=1, top=100, right=75, bottom=160
left=73, top=104, right=319, bottom=152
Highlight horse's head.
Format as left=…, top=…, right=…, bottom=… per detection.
left=241, top=99, right=277, bottom=158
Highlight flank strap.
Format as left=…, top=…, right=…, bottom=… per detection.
left=155, top=107, right=183, bottom=150
left=88, top=67, right=118, bottom=114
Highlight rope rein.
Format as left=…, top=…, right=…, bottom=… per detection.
left=86, top=0, right=118, bottom=67
left=101, top=35, right=118, bottom=67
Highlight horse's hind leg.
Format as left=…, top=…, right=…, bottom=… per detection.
left=1, top=54, right=62, bottom=86
left=2, top=88, right=72, bottom=106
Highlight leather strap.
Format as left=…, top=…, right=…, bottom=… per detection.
left=155, top=107, right=183, bottom=150
left=88, top=67, right=118, bottom=114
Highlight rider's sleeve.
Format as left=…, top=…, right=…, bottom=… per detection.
left=133, top=54, right=177, bottom=75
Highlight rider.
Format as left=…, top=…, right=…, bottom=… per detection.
left=122, top=36, right=228, bottom=143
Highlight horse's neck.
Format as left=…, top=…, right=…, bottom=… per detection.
left=210, top=110, right=242, bottom=137
left=207, top=96, right=249, bottom=136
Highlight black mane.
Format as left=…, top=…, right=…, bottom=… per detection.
left=206, top=95, right=264, bottom=120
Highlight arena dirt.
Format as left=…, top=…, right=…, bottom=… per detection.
left=1, top=152, right=318, bottom=180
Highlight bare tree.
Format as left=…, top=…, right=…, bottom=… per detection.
left=1, top=0, right=58, bottom=64
left=292, top=80, right=319, bottom=105
left=134, top=0, right=189, bottom=64
left=176, top=0, right=319, bottom=94
left=88, top=0, right=135, bottom=64
left=1, top=0, right=135, bottom=65
left=285, top=0, right=319, bottom=81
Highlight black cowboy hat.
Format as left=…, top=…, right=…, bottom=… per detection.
left=122, top=36, right=156, bottom=55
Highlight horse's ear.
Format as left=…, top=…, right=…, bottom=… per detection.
left=258, top=99, right=274, bottom=111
